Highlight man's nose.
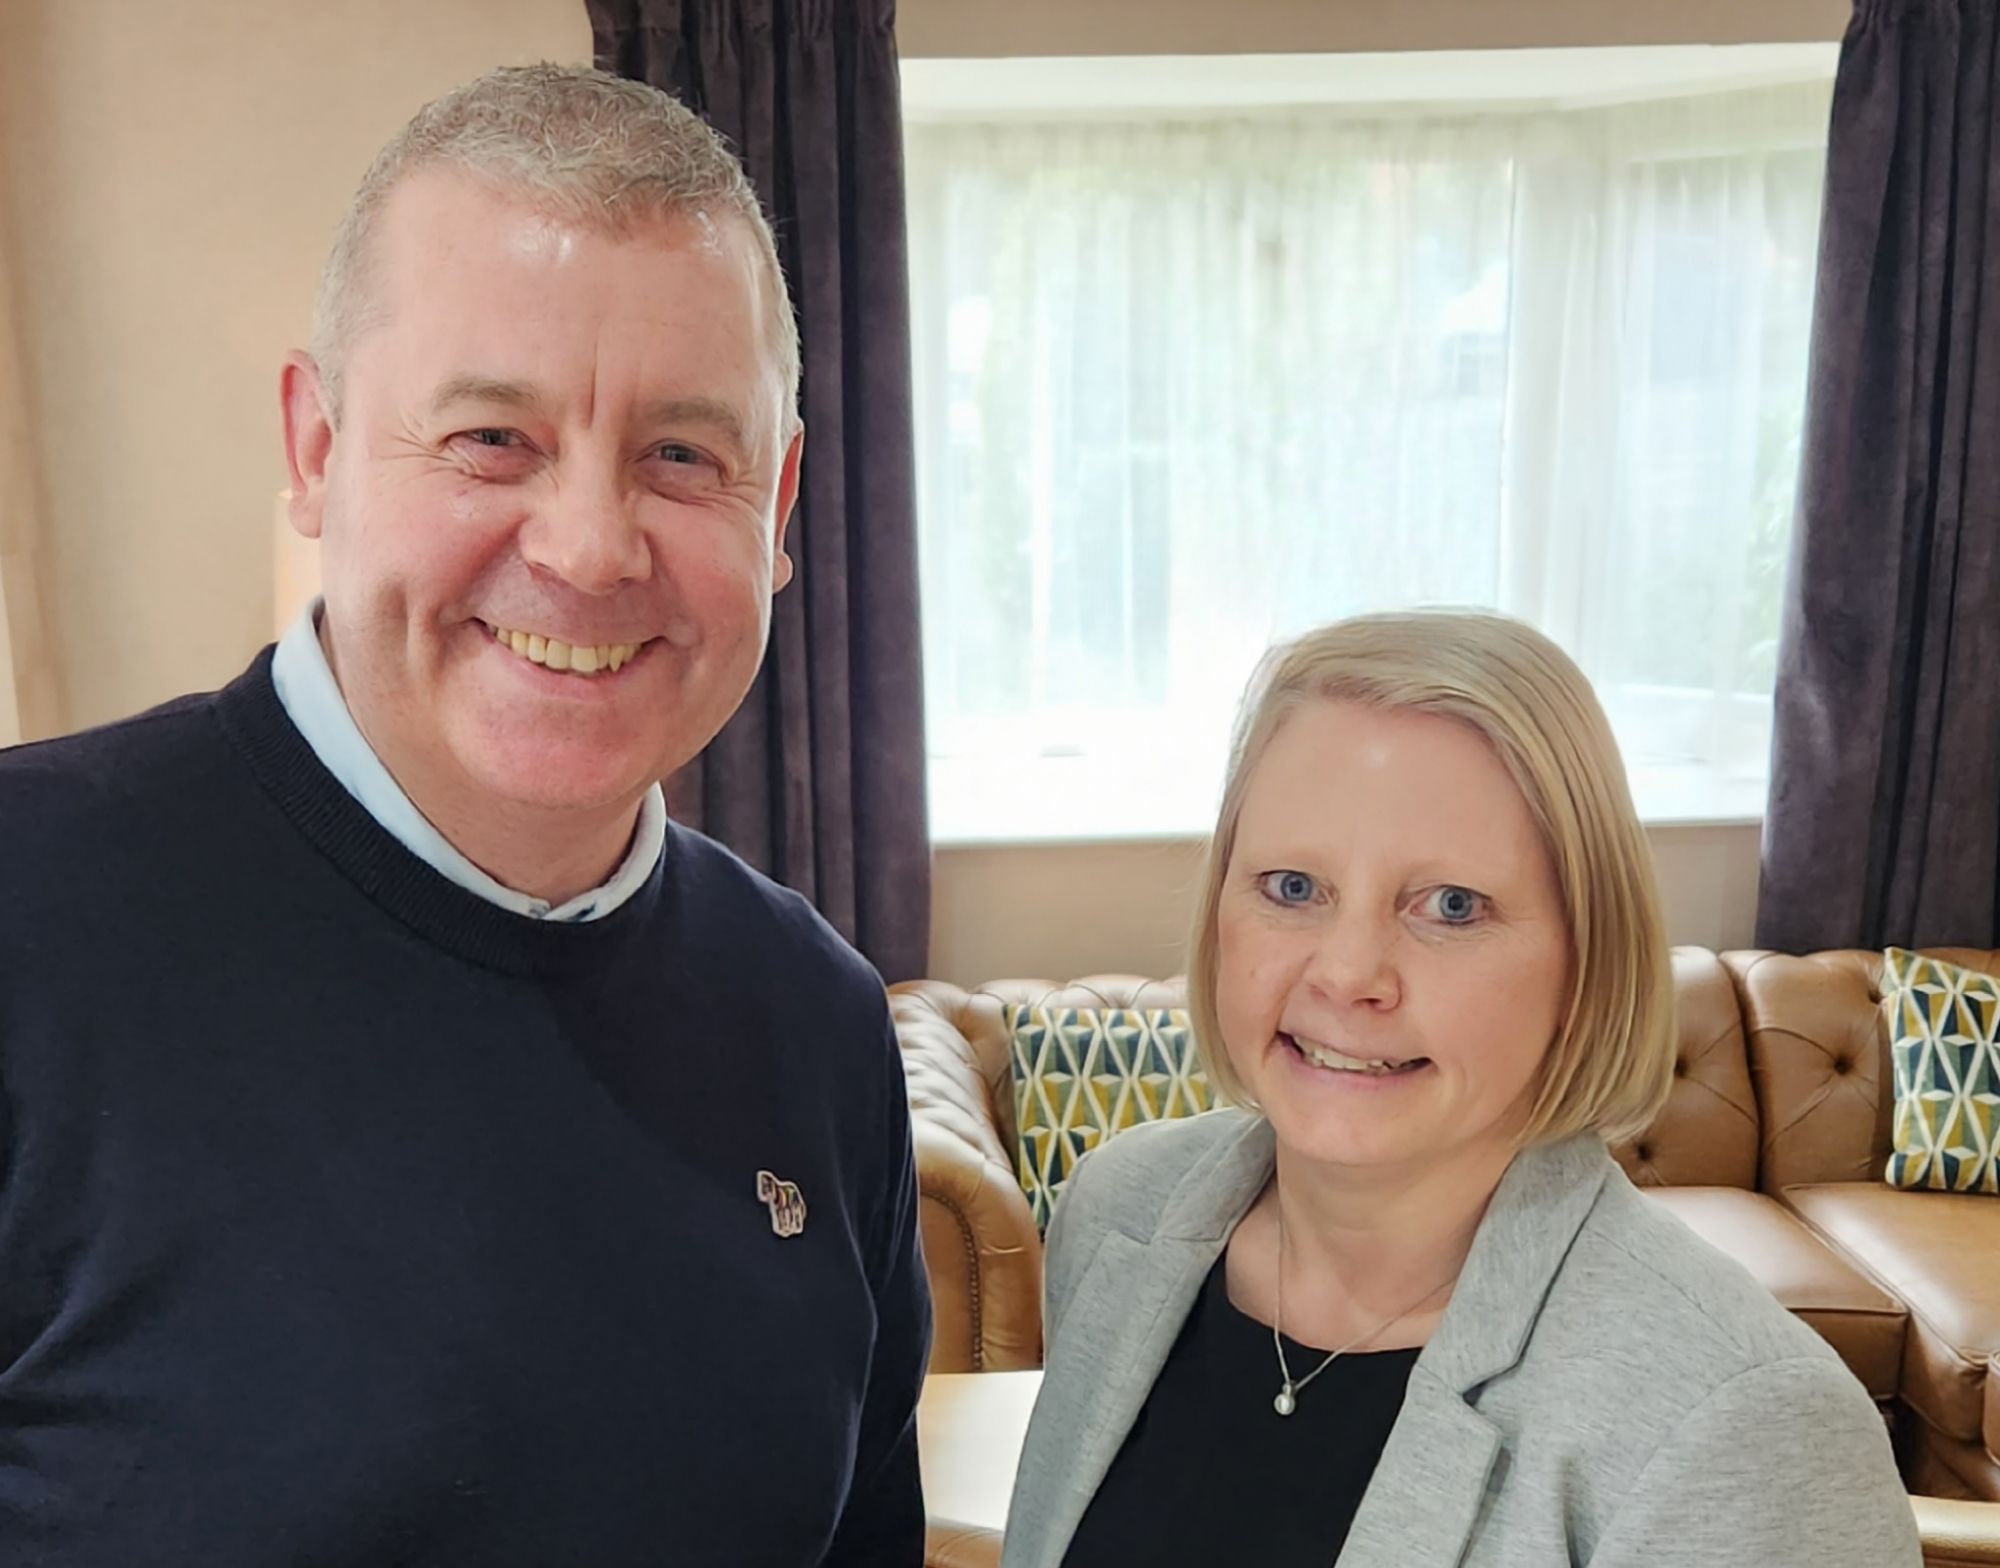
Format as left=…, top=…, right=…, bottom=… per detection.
left=1303, top=910, right=1402, bottom=1010
left=517, top=470, right=652, bottom=594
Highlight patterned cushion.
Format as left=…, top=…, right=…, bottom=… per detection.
left=1883, top=947, right=2000, bottom=1193
left=1007, top=1004, right=1215, bottom=1232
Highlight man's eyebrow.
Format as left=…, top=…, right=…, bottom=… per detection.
left=427, top=376, right=547, bottom=418
left=642, top=396, right=751, bottom=451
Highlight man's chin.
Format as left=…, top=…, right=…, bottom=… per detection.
left=454, top=740, right=671, bottom=821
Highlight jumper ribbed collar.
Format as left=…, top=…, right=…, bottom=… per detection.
left=216, top=648, right=670, bottom=978
left=270, top=600, right=665, bottom=923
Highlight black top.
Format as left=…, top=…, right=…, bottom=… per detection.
left=0, top=651, right=930, bottom=1567
left=1063, top=1256, right=1417, bottom=1568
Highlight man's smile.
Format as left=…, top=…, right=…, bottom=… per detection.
left=482, top=620, right=649, bottom=675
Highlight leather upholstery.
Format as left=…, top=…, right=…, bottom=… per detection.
left=1642, top=1186, right=1906, bottom=1399
left=1784, top=1186, right=2000, bottom=1445
left=893, top=984, right=1045, bottom=1372
left=1724, top=947, right=2000, bottom=1191
left=1719, top=948, right=2000, bottom=1499
left=891, top=957, right=1762, bottom=1370
left=891, top=978, right=1181, bottom=1372
left=922, top=1521, right=1001, bottom=1568
left=1610, top=947, right=1759, bottom=1190
left=1911, top=1495, right=2000, bottom=1568
left=1990, top=1353, right=1999, bottom=1462
left=895, top=944, right=2000, bottom=1512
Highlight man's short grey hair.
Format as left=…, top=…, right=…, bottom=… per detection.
left=308, top=63, right=800, bottom=430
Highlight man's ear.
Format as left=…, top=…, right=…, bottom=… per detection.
left=281, top=351, right=336, bottom=541
left=769, top=422, right=805, bottom=592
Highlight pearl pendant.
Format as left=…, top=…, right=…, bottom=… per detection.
left=1274, top=1385, right=1296, bottom=1417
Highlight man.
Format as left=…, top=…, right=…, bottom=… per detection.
left=0, top=64, right=929, bottom=1566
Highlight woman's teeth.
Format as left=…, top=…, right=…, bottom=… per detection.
left=485, top=622, right=643, bottom=676
left=1286, top=1033, right=1425, bottom=1076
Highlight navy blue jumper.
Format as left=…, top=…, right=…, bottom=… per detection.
left=0, top=651, right=930, bottom=1566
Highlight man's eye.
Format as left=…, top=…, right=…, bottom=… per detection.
left=1258, top=870, right=1317, bottom=905
left=652, top=442, right=706, bottom=466
left=465, top=429, right=518, bottom=448
left=1422, top=885, right=1488, bottom=925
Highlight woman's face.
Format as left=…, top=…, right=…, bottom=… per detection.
left=1214, top=700, right=1571, bottom=1183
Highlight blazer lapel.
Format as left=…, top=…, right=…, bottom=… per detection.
left=1011, top=1114, right=1278, bottom=1567
left=1336, top=1368, right=1502, bottom=1568
left=1017, top=1229, right=1218, bottom=1561
left=1338, top=1135, right=1613, bottom=1568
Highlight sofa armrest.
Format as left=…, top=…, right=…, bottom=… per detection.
left=892, top=981, right=1045, bottom=1371
left=1913, top=1496, right=2000, bottom=1568
left=913, top=1120, right=1043, bottom=1372
left=924, top=1521, right=1001, bottom=1568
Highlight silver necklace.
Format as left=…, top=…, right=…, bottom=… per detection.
left=1271, top=1201, right=1455, bottom=1417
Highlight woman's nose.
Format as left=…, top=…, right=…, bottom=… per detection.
left=1302, top=911, right=1402, bottom=1010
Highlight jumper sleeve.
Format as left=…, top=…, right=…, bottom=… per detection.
left=1584, top=1356, right=1921, bottom=1568
left=820, top=1011, right=934, bottom=1568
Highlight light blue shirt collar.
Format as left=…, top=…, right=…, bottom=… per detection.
left=270, top=600, right=667, bottom=922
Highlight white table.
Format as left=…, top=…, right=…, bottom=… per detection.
left=916, top=1369, right=1043, bottom=1563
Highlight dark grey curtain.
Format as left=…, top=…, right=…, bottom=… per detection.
left=589, top=0, right=931, bottom=982
left=1758, top=0, right=2000, bottom=952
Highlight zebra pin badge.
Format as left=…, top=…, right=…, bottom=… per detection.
left=757, top=1170, right=807, bottom=1238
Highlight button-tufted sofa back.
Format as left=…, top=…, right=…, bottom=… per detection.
left=1724, top=947, right=2000, bottom=1191
left=892, top=948, right=1762, bottom=1197
left=1616, top=948, right=1760, bottom=1189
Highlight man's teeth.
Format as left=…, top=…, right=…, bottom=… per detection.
left=1290, top=1035, right=1420, bottom=1075
left=485, top=623, right=644, bottom=676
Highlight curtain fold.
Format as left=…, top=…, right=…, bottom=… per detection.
left=0, top=198, right=60, bottom=748
left=1758, top=0, right=2000, bottom=951
left=589, top=0, right=931, bottom=983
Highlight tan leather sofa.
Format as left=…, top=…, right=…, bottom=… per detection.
left=894, top=947, right=2000, bottom=1561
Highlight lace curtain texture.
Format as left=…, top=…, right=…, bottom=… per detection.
left=909, top=80, right=1833, bottom=837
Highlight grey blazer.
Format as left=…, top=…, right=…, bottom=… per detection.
left=1001, top=1110, right=1921, bottom=1568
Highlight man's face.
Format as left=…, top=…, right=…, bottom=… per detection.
left=284, top=170, right=801, bottom=829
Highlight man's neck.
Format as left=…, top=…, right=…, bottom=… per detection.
left=312, top=614, right=646, bottom=907
left=404, top=787, right=644, bottom=908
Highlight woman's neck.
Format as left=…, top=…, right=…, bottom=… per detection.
left=1227, top=1139, right=1520, bottom=1352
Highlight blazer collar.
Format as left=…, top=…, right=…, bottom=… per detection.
left=1147, top=1117, right=1612, bottom=1389
left=1336, top=1133, right=1612, bottom=1568
left=1067, top=1119, right=1612, bottom=1568
left=1419, top=1132, right=1612, bottom=1391
left=1152, top=1110, right=1278, bottom=1241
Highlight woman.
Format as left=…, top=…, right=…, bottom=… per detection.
left=1001, top=611, right=1919, bottom=1568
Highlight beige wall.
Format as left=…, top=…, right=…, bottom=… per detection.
left=898, top=0, right=1848, bottom=57
left=1, top=0, right=1779, bottom=979
left=929, top=822, right=1764, bottom=985
left=0, top=0, right=591, bottom=737
left=0, top=185, right=61, bottom=746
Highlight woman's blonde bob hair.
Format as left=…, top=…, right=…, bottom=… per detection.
left=1188, top=609, right=1675, bottom=1148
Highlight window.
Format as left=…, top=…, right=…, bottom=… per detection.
left=907, top=48, right=1837, bottom=841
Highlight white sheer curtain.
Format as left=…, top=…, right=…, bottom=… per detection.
left=908, top=81, right=1832, bottom=838
left=0, top=206, right=56, bottom=748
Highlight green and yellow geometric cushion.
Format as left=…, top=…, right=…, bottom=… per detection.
left=1883, top=947, right=2000, bottom=1194
left=1007, top=1004, right=1215, bottom=1232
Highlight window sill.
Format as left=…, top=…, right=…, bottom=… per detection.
left=928, top=752, right=1767, bottom=847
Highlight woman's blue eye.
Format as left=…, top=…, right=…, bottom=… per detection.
left=1270, top=871, right=1315, bottom=904
left=1434, top=886, right=1482, bottom=923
